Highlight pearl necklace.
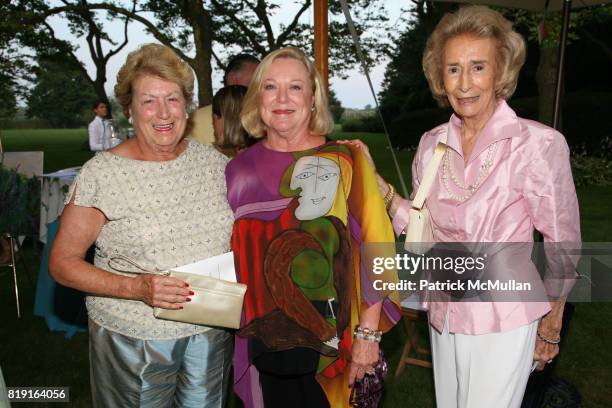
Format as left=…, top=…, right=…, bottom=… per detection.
left=441, top=142, right=499, bottom=202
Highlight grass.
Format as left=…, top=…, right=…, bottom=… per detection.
left=1, top=129, right=611, bottom=407
left=1, top=129, right=93, bottom=173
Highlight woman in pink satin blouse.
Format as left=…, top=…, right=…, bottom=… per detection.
left=346, top=6, right=580, bottom=408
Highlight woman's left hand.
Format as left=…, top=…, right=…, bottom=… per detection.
left=348, top=338, right=379, bottom=387
left=533, top=311, right=562, bottom=371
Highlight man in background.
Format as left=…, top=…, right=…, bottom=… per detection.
left=188, top=53, right=260, bottom=144
left=88, top=101, right=110, bottom=151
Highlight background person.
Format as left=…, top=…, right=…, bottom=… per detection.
left=346, top=6, right=580, bottom=408
left=87, top=100, right=110, bottom=151
left=188, top=53, right=260, bottom=144
left=211, top=85, right=254, bottom=157
left=49, top=43, right=234, bottom=407
left=226, top=47, right=400, bottom=408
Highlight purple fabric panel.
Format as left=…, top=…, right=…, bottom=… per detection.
left=383, top=297, right=402, bottom=324
left=233, top=328, right=264, bottom=407
left=226, top=142, right=294, bottom=213
left=349, top=213, right=379, bottom=306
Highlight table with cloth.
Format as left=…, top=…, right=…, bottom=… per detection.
left=34, top=167, right=87, bottom=338
left=39, top=167, right=80, bottom=244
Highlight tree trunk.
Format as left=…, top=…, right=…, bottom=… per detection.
left=93, top=72, right=111, bottom=117
left=184, top=0, right=214, bottom=107
left=536, top=45, right=559, bottom=127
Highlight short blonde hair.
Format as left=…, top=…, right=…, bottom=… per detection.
left=422, top=5, right=526, bottom=106
left=241, top=47, right=334, bottom=138
left=115, top=43, right=195, bottom=117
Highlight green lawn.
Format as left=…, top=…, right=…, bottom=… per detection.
left=1, top=128, right=93, bottom=173
left=1, top=129, right=611, bottom=407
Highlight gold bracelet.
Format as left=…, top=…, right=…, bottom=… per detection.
left=383, top=183, right=395, bottom=210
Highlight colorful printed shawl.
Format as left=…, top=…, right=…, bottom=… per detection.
left=226, top=141, right=400, bottom=407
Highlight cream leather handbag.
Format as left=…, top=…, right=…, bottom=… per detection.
left=153, top=270, right=246, bottom=329
left=109, top=255, right=246, bottom=329
left=404, top=130, right=447, bottom=254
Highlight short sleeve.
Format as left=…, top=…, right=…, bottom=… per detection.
left=65, top=156, right=105, bottom=212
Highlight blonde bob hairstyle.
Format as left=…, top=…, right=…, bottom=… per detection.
left=422, top=5, right=526, bottom=106
left=241, top=47, right=334, bottom=139
left=114, top=43, right=195, bottom=117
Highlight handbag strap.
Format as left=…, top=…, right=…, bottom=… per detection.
left=107, top=254, right=168, bottom=276
left=411, top=129, right=448, bottom=210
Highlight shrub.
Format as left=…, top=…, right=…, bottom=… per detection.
left=342, top=115, right=385, bottom=133
left=0, top=166, right=40, bottom=236
left=386, top=92, right=612, bottom=153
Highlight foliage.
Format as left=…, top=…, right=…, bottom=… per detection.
left=570, top=135, right=612, bottom=187
left=379, top=1, right=456, bottom=121
left=0, top=2, right=38, bottom=120
left=502, top=4, right=612, bottom=49
left=387, top=91, right=612, bottom=153
left=9, top=0, right=393, bottom=106
left=328, top=89, right=345, bottom=123
left=342, top=114, right=384, bottom=133
left=0, top=166, right=40, bottom=237
left=570, top=155, right=612, bottom=187
left=26, top=54, right=97, bottom=128
left=379, top=2, right=612, bottom=128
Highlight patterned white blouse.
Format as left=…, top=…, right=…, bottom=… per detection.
left=66, top=140, right=234, bottom=340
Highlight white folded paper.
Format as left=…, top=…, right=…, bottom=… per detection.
left=173, top=251, right=237, bottom=282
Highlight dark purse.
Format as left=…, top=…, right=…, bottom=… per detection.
left=349, top=349, right=388, bottom=408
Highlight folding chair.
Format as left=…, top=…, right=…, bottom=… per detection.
left=1, top=233, right=21, bottom=318
left=395, top=295, right=432, bottom=376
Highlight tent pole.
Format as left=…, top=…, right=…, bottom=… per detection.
left=314, top=0, right=329, bottom=94
left=553, top=0, right=572, bottom=130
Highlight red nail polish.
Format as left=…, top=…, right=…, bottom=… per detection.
left=188, top=290, right=194, bottom=296
left=186, top=297, right=191, bottom=302
left=179, top=306, right=184, bottom=309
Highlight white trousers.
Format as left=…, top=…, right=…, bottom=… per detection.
left=429, top=319, right=538, bottom=408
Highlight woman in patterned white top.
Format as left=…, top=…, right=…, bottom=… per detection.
left=49, top=44, right=235, bottom=407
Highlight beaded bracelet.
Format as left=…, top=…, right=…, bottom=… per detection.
left=353, top=326, right=383, bottom=343
left=537, top=331, right=561, bottom=345
left=383, top=183, right=395, bottom=210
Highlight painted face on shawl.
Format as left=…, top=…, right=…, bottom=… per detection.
left=290, top=156, right=340, bottom=220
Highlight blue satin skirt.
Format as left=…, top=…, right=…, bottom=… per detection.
left=88, top=320, right=232, bottom=407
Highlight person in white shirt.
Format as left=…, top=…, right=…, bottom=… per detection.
left=88, top=101, right=110, bottom=151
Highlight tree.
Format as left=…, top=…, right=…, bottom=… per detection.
left=26, top=51, right=97, bottom=128
left=0, top=2, right=38, bottom=122
left=5, top=0, right=134, bottom=117
left=328, top=89, right=345, bottom=123
left=502, top=5, right=612, bottom=125
left=17, top=0, right=392, bottom=107
left=379, top=1, right=456, bottom=120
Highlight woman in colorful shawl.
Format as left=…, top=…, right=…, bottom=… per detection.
left=225, top=47, right=400, bottom=407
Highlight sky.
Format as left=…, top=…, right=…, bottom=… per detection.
left=46, top=1, right=409, bottom=109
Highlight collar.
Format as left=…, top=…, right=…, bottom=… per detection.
left=445, top=100, right=522, bottom=163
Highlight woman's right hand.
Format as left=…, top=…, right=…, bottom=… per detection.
left=132, top=274, right=193, bottom=309
left=337, top=139, right=376, bottom=170
left=338, top=139, right=390, bottom=197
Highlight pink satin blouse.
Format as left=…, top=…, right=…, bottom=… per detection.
left=393, top=100, right=581, bottom=335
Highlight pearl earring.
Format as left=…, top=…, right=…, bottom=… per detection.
left=128, top=116, right=133, bottom=124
